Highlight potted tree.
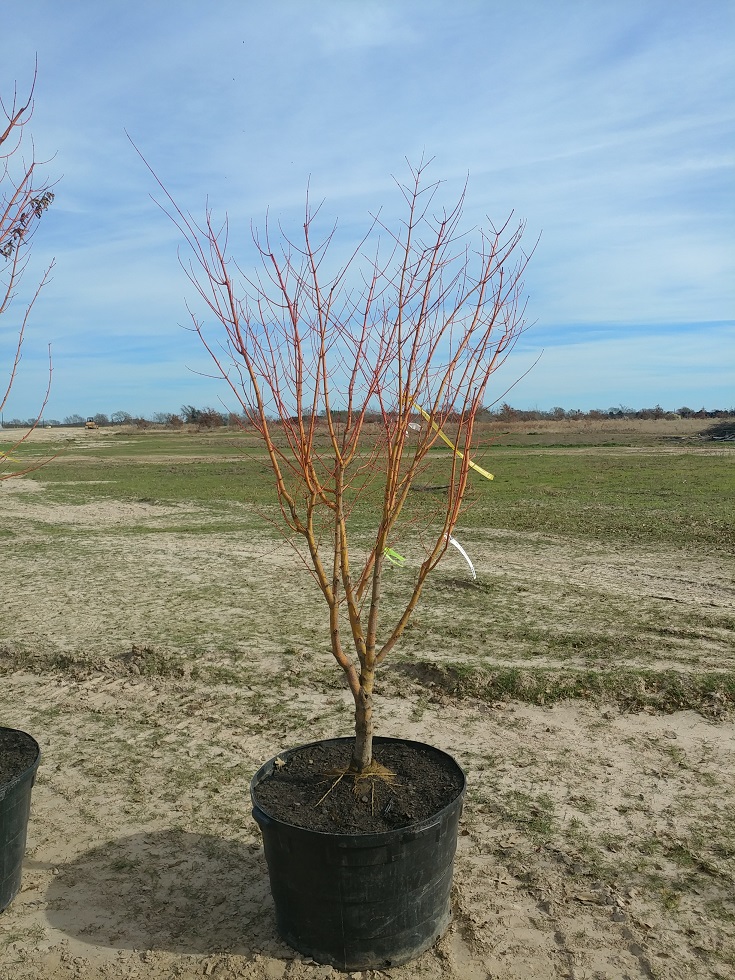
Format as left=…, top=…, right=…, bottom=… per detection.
left=1, top=68, right=54, bottom=912
left=158, top=159, right=532, bottom=968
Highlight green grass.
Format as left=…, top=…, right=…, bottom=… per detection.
left=33, top=458, right=268, bottom=507
left=7, top=434, right=732, bottom=550
left=446, top=449, right=733, bottom=548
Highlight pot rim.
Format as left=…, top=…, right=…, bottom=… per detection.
left=0, top=727, right=41, bottom=801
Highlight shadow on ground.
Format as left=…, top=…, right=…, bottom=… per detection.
left=43, top=829, right=287, bottom=957
left=704, top=419, right=735, bottom=440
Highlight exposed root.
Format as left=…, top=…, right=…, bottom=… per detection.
left=313, top=760, right=397, bottom=811
left=314, top=771, right=346, bottom=808
left=349, top=759, right=397, bottom=787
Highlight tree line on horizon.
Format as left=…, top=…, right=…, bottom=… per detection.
left=2, top=402, right=734, bottom=430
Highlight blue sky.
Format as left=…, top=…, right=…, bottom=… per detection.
left=1, top=0, right=733, bottom=420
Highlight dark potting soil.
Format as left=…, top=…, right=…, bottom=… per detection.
left=0, top=729, right=39, bottom=787
left=253, top=741, right=464, bottom=835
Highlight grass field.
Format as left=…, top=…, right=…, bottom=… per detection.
left=1, top=420, right=733, bottom=980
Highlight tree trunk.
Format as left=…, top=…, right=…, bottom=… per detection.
left=350, top=673, right=374, bottom=773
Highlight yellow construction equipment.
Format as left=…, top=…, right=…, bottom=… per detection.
left=85, top=418, right=98, bottom=430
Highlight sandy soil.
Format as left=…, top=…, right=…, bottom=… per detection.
left=1, top=470, right=734, bottom=980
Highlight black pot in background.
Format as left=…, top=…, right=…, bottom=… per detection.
left=251, top=736, right=466, bottom=971
left=0, top=727, right=41, bottom=912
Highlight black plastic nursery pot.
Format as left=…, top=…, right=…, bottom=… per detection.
left=0, top=727, right=41, bottom=912
left=251, top=736, right=466, bottom=971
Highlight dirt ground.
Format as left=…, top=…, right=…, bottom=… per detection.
left=0, top=447, right=734, bottom=979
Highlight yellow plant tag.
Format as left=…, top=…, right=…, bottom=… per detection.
left=411, top=403, right=494, bottom=481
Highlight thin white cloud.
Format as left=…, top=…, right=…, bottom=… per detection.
left=310, top=4, right=419, bottom=52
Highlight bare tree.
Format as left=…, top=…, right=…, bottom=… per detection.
left=157, top=159, right=533, bottom=774
left=1, top=67, right=55, bottom=478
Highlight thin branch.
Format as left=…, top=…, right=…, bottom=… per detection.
left=150, top=156, right=533, bottom=771
left=1, top=68, right=56, bottom=480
